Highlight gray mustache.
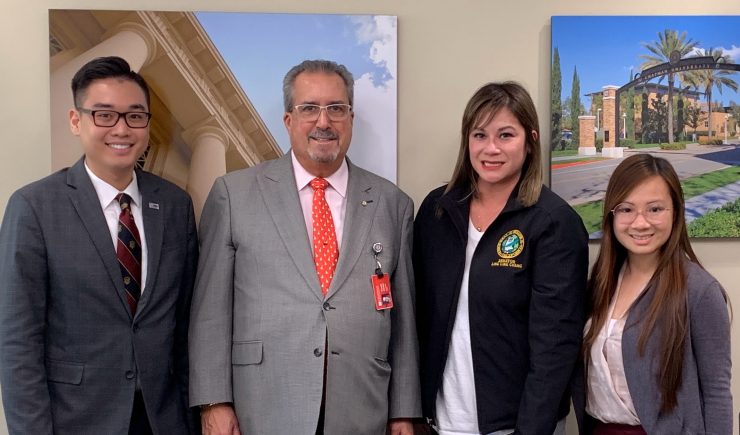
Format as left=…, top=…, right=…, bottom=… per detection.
left=310, top=130, right=337, bottom=140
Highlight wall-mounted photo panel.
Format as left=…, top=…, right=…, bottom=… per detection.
left=551, top=16, right=740, bottom=238
left=49, top=10, right=397, bottom=219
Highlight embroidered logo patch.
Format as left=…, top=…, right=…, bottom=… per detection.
left=492, top=229, right=525, bottom=269
left=497, top=230, right=524, bottom=258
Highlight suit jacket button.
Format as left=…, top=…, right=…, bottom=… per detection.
left=125, top=370, right=136, bottom=380
left=313, top=348, right=323, bottom=357
left=322, top=302, right=332, bottom=311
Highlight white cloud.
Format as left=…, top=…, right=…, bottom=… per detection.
left=351, top=16, right=397, bottom=79
left=690, top=45, right=740, bottom=62
left=346, top=16, right=398, bottom=182
left=719, top=45, right=740, bottom=62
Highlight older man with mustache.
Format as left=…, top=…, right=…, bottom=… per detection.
left=189, top=59, right=421, bottom=435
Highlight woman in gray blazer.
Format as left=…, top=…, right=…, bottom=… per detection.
left=573, top=154, right=732, bottom=434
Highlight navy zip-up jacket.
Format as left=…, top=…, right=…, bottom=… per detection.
left=413, top=184, right=588, bottom=434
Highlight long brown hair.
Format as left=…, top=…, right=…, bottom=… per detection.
left=583, top=153, right=699, bottom=414
left=445, top=81, right=542, bottom=206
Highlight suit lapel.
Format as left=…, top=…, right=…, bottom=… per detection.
left=66, top=159, right=133, bottom=320
left=327, top=162, right=378, bottom=298
left=259, top=154, right=324, bottom=300
left=135, top=171, right=162, bottom=318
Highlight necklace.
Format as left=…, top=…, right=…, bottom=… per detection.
left=470, top=197, right=503, bottom=233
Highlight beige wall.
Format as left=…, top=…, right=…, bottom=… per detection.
left=1, top=1, right=738, bottom=434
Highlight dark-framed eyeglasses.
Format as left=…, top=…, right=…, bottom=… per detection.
left=77, top=108, right=152, bottom=128
left=292, top=104, right=352, bottom=122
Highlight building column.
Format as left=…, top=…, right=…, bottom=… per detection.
left=602, top=85, right=619, bottom=149
left=185, top=125, right=229, bottom=224
left=50, top=24, right=156, bottom=171
left=578, top=115, right=596, bottom=156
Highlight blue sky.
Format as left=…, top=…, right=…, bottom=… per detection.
left=195, top=12, right=398, bottom=181
left=552, top=16, right=740, bottom=110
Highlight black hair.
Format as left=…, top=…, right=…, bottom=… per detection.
left=71, top=56, right=150, bottom=108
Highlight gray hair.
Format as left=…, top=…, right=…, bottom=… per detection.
left=282, top=60, right=354, bottom=112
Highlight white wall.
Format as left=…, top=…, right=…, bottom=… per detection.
left=1, top=1, right=738, bottom=434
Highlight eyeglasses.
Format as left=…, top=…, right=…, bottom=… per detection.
left=292, top=104, right=352, bottom=122
left=77, top=108, right=152, bottom=128
left=610, top=203, right=672, bottom=224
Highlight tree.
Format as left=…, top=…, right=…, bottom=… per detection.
left=684, top=48, right=739, bottom=137
left=646, top=96, right=669, bottom=143
left=641, top=29, right=699, bottom=143
left=551, top=47, right=562, bottom=150
left=641, top=93, right=650, bottom=143
left=561, top=97, right=572, bottom=129
left=626, top=89, right=636, bottom=141
left=569, top=67, right=581, bottom=147
left=675, top=98, right=685, bottom=140
left=731, top=103, right=740, bottom=126
left=684, top=104, right=702, bottom=136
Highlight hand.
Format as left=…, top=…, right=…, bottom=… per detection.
left=201, top=403, right=241, bottom=435
left=388, top=418, right=414, bottom=435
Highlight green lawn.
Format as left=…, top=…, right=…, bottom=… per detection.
left=628, top=141, right=691, bottom=149
left=573, top=200, right=605, bottom=235
left=554, top=157, right=608, bottom=165
left=681, top=166, right=740, bottom=197
left=573, top=166, right=740, bottom=235
left=551, top=149, right=579, bottom=158
left=552, top=140, right=695, bottom=157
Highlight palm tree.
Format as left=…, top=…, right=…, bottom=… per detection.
left=641, top=29, right=699, bottom=143
left=684, top=48, right=739, bottom=137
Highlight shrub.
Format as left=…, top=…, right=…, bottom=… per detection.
left=619, top=138, right=636, bottom=148
left=699, top=136, right=726, bottom=145
left=659, top=142, right=686, bottom=150
left=687, top=198, right=740, bottom=237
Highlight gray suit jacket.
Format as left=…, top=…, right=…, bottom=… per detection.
left=0, top=158, right=199, bottom=435
left=189, top=153, right=421, bottom=434
left=573, top=260, right=732, bottom=434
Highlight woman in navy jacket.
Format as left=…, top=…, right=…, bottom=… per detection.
left=573, top=154, right=731, bottom=434
left=414, top=82, right=588, bottom=434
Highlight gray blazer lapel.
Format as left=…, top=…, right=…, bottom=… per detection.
left=135, top=172, right=162, bottom=317
left=327, top=162, right=378, bottom=298
left=259, top=155, right=324, bottom=300
left=66, top=159, right=133, bottom=320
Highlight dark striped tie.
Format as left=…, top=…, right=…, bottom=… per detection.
left=116, top=193, right=142, bottom=315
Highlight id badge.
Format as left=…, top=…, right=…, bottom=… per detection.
left=371, top=273, right=393, bottom=310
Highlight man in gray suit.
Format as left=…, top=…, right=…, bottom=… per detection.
left=0, top=57, right=199, bottom=435
left=189, top=59, right=421, bottom=435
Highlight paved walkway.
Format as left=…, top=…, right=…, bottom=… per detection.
left=684, top=179, right=740, bottom=223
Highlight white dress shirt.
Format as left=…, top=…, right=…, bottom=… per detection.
left=585, top=267, right=642, bottom=424
left=291, top=150, right=348, bottom=250
left=85, top=162, right=148, bottom=293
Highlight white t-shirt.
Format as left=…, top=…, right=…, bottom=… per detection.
left=435, top=220, right=483, bottom=435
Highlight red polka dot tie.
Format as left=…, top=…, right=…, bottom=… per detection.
left=310, top=178, right=338, bottom=296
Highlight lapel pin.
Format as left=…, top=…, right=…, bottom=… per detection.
left=361, top=200, right=374, bottom=207
left=148, top=202, right=160, bottom=210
